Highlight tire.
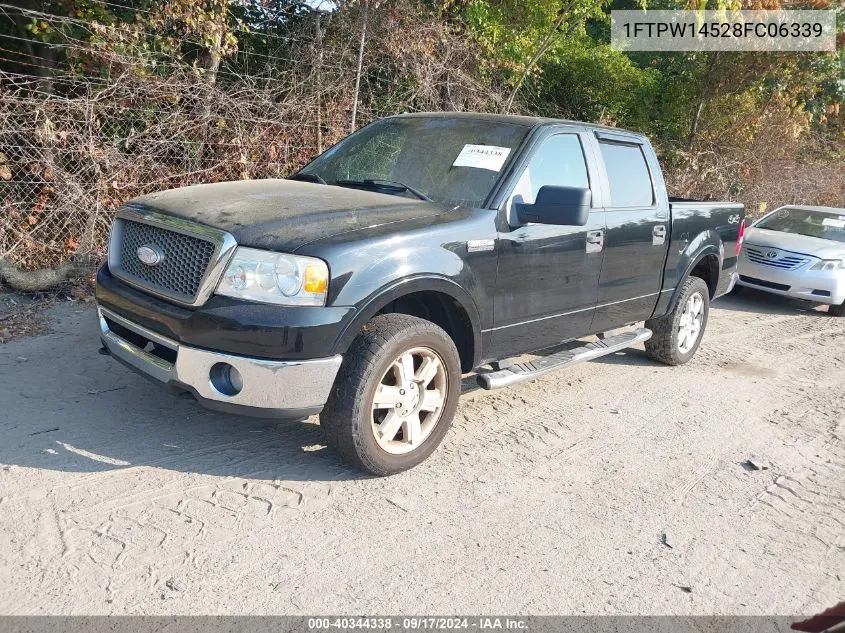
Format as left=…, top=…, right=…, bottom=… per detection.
left=320, top=314, right=461, bottom=476
left=829, top=301, right=845, bottom=317
left=645, top=276, right=710, bottom=366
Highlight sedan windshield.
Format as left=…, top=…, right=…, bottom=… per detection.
left=297, top=117, right=529, bottom=208
left=756, top=208, right=845, bottom=244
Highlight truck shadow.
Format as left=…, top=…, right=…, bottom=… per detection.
left=1, top=396, right=366, bottom=483
left=0, top=307, right=370, bottom=482
left=592, top=290, right=832, bottom=367
left=591, top=349, right=654, bottom=367
left=712, top=288, right=829, bottom=316
left=594, top=290, right=831, bottom=367
left=3, top=291, right=826, bottom=482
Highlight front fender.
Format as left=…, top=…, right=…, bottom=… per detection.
left=328, top=246, right=484, bottom=363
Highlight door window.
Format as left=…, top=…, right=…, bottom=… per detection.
left=598, top=141, right=654, bottom=208
left=507, top=134, right=590, bottom=224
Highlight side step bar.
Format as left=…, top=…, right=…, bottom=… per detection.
left=477, top=328, right=652, bottom=390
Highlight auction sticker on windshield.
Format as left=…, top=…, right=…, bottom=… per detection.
left=453, top=145, right=511, bottom=171
left=822, top=218, right=845, bottom=229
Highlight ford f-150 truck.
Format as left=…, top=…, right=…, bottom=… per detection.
left=96, top=113, right=745, bottom=475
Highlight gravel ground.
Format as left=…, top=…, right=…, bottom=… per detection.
left=0, top=289, right=843, bottom=615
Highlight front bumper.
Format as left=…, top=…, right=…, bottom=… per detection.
left=737, top=259, right=845, bottom=305
left=95, top=264, right=355, bottom=360
left=99, top=305, right=342, bottom=418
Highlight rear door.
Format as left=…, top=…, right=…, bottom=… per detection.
left=589, top=132, right=670, bottom=332
left=491, top=128, right=606, bottom=359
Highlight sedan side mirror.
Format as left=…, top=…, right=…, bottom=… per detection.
left=515, top=186, right=591, bottom=226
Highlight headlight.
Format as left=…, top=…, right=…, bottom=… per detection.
left=810, top=259, right=845, bottom=272
left=216, top=247, right=329, bottom=306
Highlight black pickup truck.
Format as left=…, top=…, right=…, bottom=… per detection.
left=96, top=113, right=745, bottom=475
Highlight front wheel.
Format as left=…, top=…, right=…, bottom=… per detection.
left=645, top=276, right=710, bottom=366
left=320, top=314, right=461, bottom=476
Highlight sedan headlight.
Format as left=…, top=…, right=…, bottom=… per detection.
left=216, top=247, right=329, bottom=306
left=810, top=259, right=845, bottom=272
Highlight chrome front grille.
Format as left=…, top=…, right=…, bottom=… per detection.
left=108, top=205, right=237, bottom=306
left=117, top=220, right=215, bottom=300
left=744, top=246, right=809, bottom=271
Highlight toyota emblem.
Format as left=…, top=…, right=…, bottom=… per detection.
left=765, top=250, right=778, bottom=259
left=137, top=244, right=164, bottom=266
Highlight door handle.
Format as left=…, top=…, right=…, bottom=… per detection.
left=586, top=230, right=604, bottom=253
left=652, top=224, right=667, bottom=245
left=653, top=225, right=666, bottom=237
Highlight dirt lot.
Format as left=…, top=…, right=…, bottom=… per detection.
left=0, top=289, right=843, bottom=615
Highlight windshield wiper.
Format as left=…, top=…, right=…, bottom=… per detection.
left=289, top=172, right=327, bottom=185
left=335, top=179, right=431, bottom=201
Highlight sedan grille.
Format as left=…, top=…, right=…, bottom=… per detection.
left=111, top=219, right=217, bottom=303
left=744, top=246, right=809, bottom=271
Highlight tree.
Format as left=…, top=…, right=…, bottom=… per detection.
left=454, top=0, right=642, bottom=112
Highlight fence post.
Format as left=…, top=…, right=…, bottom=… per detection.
left=350, top=1, right=369, bottom=133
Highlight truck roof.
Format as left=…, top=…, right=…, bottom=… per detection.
left=394, top=111, right=644, bottom=138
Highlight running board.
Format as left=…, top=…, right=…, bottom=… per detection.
left=476, top=328, right=652, bottom=390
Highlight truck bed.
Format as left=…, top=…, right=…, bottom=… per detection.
left=663, top=199, right=745, bottom=302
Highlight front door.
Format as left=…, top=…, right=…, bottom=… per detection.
left=590, top=135, right=669, bottom=332
left=491, top=132, right=606, bottom=360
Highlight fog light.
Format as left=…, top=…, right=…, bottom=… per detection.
left=209, top=362, right=243, bottom=396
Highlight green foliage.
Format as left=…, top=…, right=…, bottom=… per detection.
left=2, top=0, right=841, bottom=181
left=533, top=39, right=660, bottom=129
left=0, top=0, right=841, bottom=272
left=456, top=0, right=621, bottom=84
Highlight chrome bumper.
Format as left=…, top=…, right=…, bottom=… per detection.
left=737, top=260, right=845, bottom=305
left=724, top=271, right=739, bottom=295
left=98, top=306, right=342, bottom=416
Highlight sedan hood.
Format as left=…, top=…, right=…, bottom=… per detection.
left=745, top=228, right=845, bottom=260
left=130, top=179, right=446, bottom=251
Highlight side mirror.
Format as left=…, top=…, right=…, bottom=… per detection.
left=515, top=186, right=591, bottom=226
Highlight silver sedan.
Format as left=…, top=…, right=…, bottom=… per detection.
left=737, top=205, right=845, bottom=316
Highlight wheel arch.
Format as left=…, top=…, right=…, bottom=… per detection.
left=665, top=239, right=723, bottom=315
left=332, top=275, right=482, bottom=373
left=689, top=252, right=720, bottom=299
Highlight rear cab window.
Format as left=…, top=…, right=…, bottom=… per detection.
left=598, top=141, right=655, bottom=208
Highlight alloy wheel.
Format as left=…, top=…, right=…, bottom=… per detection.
left=677, top=292, right=704, bottom=354
left=371, top=347, right=448, bottom=455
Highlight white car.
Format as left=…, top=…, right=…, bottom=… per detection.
left=737, top=205, right=845, bottom=316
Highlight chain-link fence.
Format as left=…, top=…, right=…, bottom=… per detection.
left=0, top=69, right=351, bottom=275
left=1, top=2, right=840, bottom=287
left=0, top=2, right=501, bottom=286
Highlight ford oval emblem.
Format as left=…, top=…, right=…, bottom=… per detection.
left=137, top=244, right=164, bottom=266
left=765, top=250, right=778, bottom=259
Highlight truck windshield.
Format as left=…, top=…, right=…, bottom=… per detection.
left=756, top=208, right=845, bottom=244
left=297, top=117, right=529, bottom=208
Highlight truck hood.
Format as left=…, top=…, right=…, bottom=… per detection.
left=745, top=228, right=845, bottom=260
left=130, top=179, right=446, bottom=251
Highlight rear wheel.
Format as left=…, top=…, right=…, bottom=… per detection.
left=645, top=276, right=710, bottom=366
left=829, top=301, right=845, bottom=317
left=320, top=314, right=461, bottom=476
